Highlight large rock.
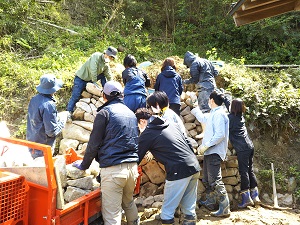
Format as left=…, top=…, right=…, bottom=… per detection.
left=67, top=176, right=94, bottom=190
left=86, top=83, right=102, bottom=96
left=143, top=161, right=166, bottom=184
left=64, top=186, right=91, bottom=202
left=72, top=121, right=94, bottom=131
left=62, top=123, right=91, bottom=142
left=59, top=138, right=80, bottom=155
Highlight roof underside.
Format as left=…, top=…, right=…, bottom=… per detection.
left=229, top=0, right=300, bottom=26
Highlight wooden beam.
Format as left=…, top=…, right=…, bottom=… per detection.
left=233, top=3, right=295, bottom=26
left=295, top=0, right=300, bottom=10
left=242, top=0, right=281, bottom=11
left=234, top=0, right=295, bottom=18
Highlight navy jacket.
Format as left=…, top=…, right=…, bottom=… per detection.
left=81, top=98, right=139, bottom=169
left=183, top=51, right=218, bottom=89
left=138, top=116, right=200, bottom=181
left=122, top=67, right=150, bottom=96
left=26, top=93, right=64, bottom=148
left=154, top=66, right=183, bottom=105
left=224, top=98, right=254, bottom=153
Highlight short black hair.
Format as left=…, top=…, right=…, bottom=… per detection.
left=135, top=108, right=152, bottom=122
left=146, top=91, right=169, bottom=109
left=209, top=90, right=225, bottom=106
left=123, top=54, right=137, bottom=68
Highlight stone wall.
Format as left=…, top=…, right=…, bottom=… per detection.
left=59, top=84, right=243, bottom=209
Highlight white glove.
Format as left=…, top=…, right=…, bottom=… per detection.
left=58, top=111, right=69, bottom=126
left=198, top=145, right=209, bottom=155
left=145, top=151, right=154, bottom=162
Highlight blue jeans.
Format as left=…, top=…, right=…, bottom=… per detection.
left=197, top=87, right=214, bottom=113
left=67, top=76, right=88, bottom=112
left=124, top=94, right=147, bottom=112
left=160, top=172, right=200, bottom=221
left=97, top=73, right=107, bottom=88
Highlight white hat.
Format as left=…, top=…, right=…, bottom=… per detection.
left=103, top=81, right=123, bottom=96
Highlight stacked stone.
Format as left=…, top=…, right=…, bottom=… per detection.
left=59, top=86, right=242, bottom=209
left=54, top=155, right=100, bottom=204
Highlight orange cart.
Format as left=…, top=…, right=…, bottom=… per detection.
left=0, top=137, right=101, bottom=225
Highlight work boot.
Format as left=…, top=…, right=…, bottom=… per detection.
left=198, top=191, right=217, bottom=211
left=250, top=187, right=261, bottom=205
left=238, top=190, right=254, bottom=208
left=182, top=214, right=196, bottom=225
left=211, top=193, right=231, bottom=217
left=161, top=218, right=175, bottom=225
left=127, top=217, right=140, bottom=225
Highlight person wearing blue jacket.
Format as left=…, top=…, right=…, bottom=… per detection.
left=26, top=74, right=67, bottom=159
left=72, top=81, right=140, bottom=225
left=122, top=54, right=151, bottom=112
left=154, top=57, right=183, bottom=116
left=183, top=51, right=219, bottom=113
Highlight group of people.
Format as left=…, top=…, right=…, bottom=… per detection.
left=26, top=46, right=260, bottom=225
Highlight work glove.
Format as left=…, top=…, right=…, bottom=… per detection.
left=198, top=145, right=209, bottom=155
left=72, top=160, right=84, bottom=170
left=145, top=151, right=154, bottom=162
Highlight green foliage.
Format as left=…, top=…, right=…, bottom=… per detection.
left=220, top=64, right=300, bottom=138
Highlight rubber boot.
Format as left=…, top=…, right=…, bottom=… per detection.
left=198, top=191, right=217, bottom=211
left=195, top=123, right=206, bottom=140
left=250, top=187, right=261, bottom=205
left=182, top=214, right=196, bottom=225
left=211, top=193, right=231, bottom=217
left=238, top=190, right=254, bottom=208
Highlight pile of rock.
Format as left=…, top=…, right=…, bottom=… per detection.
left=53, top=155, right=100, bottom=205
left=58, top=83, right=243, bottom=209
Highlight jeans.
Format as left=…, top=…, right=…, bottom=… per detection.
left=100, top=162, right=139, bottom=225
left=237, top=149, right=258, bottom=191
left=97, top=73, right=107, bottom=88
left=29, top=148, right=44, bottom=159
left=124, top=94, right=147, bottom=112
left=197, top=87, right=214, bottom=113
left=160, top=172, right=200, bottom=221
left=67, top=76, right=88, bottom=112
left=202, top=154, right=226, bottom=193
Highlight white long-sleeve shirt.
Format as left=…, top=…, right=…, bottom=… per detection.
left=191, top=106, right=229, bottom=160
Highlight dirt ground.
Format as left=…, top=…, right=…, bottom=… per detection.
left=140, top=206, right=300, bottom=225
left=90, top=205, right=300, bottom=225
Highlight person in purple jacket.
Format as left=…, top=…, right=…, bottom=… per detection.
left=154, top=57, right=183, bottom=116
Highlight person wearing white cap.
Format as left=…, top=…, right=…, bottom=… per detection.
left=72, top=81, right=140, bottom=225
left=26, top=74, right=68, bottom=158
left=66, top=46, right=118, bottom=115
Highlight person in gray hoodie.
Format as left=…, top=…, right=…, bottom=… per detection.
left=183, top=51, right=219, bottom=113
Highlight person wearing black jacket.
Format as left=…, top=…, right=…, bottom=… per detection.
left=73, top=81, right=140, bottom=225
left=224, top=97, right=261, bottom=208
left=135, top=108, right=200, bottom=225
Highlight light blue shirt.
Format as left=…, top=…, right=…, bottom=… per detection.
left=191, top=106, right=229, bottom=160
